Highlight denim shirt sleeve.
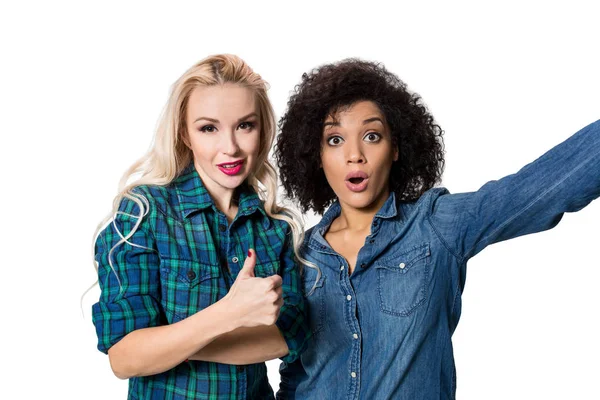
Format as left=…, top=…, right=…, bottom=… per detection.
left=275, top=224, right=311, bottom=364
left=92, top=195, right=163, bottom=354
left=429, top=119, right=600, bottom=261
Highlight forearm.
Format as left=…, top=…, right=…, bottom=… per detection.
left=108, top=298, right=237, bottom=379
left=189, top=325, right=288, bottom=365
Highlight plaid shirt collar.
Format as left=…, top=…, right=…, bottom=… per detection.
left=173, top=163, right=265, bottom=220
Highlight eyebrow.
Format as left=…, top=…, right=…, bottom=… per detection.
left=193, top=112, right=258, bottom=124
left=363, top=117, right=384, bottom=125
left=323, top=117, right=385, bottom=128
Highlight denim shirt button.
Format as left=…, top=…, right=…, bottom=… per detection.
left=346, top=295, right=352, bottom=301
left=353, top=333, right=359, bottom=339
left=232, top=257, right=239, bottom=263
left=360, top=263, right=366, bottom=268
left=399, top=262, right=406, bottom=269
left=340, top=265, right=344, bottom=271
left=351, top=372, right=357, bottom=378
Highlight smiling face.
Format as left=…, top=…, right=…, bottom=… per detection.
left=184, top=83, right=261, bottom=200
left=321, top=100, right=398, bottom=212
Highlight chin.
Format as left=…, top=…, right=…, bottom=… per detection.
left=339, top=193, right=377, bottom=210
left=221, top=176, right=247, bottom=189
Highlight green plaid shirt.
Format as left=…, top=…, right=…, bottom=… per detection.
left=92, top=164, right=310, bottom=399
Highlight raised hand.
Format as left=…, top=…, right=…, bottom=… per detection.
left=223, top=249, right=284, bottom=328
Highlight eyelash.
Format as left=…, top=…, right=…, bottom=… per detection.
left=200, top=124, right=217, bottom=133
left=327, top=135, right=344, bottom=146
left=199, top=121, right=256, bottom=133
left=364, top=132, right=382, bottom=142
left=238, top=121, right=255, bottom=131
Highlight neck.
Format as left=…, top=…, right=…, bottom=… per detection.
left=334, top=189, right=391, bottom=232
left=194, top=164, right=238, bottom=221
left=213, top=192, right=238, bottom=221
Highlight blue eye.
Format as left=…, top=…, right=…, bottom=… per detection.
left=327, top=136, right=344, bottom=146
left=364, top=132, right=381, bottom=143
left=200, top=124, right=216, bottom=133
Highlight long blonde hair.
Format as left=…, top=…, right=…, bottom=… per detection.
left=83, top=54, right=316, bottom=304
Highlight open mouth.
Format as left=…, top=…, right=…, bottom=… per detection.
left=345, top=171, right=369, bottom=192
left=217, top=160, right=244, bottom=176
left=219, top=162, right=242, bottom=168
left=348, top=177, right=365, bottom=185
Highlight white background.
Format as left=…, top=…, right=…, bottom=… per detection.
left=1, top=1, right=599, bottom=399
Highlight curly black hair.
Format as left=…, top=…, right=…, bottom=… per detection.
left=275, top=58, right=445, bottom=215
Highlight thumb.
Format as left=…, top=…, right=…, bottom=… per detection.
left=237, top=249, right=256, bottom=278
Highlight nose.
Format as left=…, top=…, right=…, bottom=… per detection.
left=222, top=131, right=240, bottom=156
left=346, top=140, right=365, bottom=164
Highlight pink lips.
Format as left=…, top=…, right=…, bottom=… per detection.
left=217, top=159, right=244, bottom=176
left=345, top=170, right=369, bottom=192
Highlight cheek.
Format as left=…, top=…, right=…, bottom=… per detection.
left=321, top=153, right=344, bottom=183
left=241, top=133, right=261, bottom=156
left=189, top=138, right=214, bottom=162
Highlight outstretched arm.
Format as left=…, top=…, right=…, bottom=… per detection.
left=429, top=119, right=600, bottom=261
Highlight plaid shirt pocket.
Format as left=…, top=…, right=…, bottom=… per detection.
left=159, top=258, right=221, bottom=322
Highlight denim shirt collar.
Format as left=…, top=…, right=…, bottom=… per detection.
left=310, top=191, right=400, bottom=250
left=173, top=163, right=263, bottom=220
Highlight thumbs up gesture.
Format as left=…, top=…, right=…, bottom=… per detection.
left=223, top=249, right=284, bottom=328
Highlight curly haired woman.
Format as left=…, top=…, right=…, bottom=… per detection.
left=275, top=59, right=599, bottom=399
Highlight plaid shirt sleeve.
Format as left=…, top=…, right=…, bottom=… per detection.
left=275, top=226, right=311, bottom=364
left=92, top=195, right=163, bottom=354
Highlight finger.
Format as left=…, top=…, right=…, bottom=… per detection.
left=266, top=274, right=283, bottom=289
left=275, top=297, right=284, bottom=309
left=237, top=249, right=256, bottom=278
left=275, top=286, right=283, bottom=298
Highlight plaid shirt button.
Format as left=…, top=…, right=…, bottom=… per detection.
left=186, top=270, right=196, bottom=280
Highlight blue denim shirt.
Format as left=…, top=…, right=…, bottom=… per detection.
left=278, top=120, right=600, bottom=400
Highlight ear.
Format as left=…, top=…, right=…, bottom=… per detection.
left=393, top=146, right=399, bottom=162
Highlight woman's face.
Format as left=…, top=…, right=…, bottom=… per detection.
left=185, top=83, right=261, bottom=198
left=321, top=100, right=398, bottom=212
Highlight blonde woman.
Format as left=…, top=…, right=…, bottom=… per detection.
left=91, top=55, right=309, bottom=399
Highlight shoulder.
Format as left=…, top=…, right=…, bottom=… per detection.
left=399, top=187, right=451, bottom=217
left=124, top=184, right=181, bottom=221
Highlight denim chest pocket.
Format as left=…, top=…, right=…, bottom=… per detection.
left=302, top=271, right=326, bottom=336
left=375, top=243, right=431, bottom=317
left=159, top=258, right=221, bottom=322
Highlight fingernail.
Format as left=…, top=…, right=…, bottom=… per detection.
left=248, top=250, right=252, bottom=257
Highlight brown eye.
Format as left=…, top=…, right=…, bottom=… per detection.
left=364, top=132, right=381, bottom=143
left=238, top=121, right=255, bottom=130
left=327, top=136, right=344, bottom=146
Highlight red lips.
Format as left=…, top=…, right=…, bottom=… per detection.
left=217, top=159, right=244, bottom=176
